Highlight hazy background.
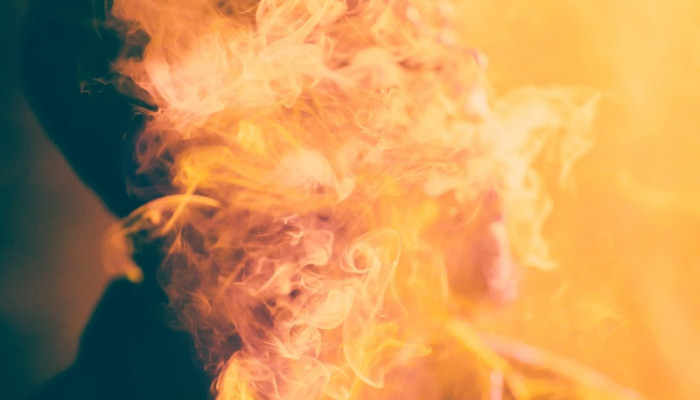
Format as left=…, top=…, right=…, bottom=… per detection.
left=459, top=2, right=700, bottom=399
left=1, top=1, right=699, bottom=399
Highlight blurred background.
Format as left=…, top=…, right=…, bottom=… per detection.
left=459, top=2, right=700, bottom=399
left=1, top=1, right=698, bottom=399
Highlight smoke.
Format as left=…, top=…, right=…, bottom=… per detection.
left=105, top=1, right=600, bottom=399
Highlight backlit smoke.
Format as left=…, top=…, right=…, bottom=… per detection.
left=103, top=1, right=615, bottom=399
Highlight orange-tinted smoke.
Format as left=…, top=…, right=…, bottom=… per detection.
left=104, top=1, right=611, bottom=399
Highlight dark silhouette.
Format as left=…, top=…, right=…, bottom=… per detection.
left=21, top=1, right=211, bottom=398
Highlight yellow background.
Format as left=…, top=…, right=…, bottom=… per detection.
left=459, top=2, right=700, bottom=399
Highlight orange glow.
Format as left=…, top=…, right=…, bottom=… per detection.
left=104, top=1, right=700, bottom=399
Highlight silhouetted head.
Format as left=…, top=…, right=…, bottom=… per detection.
left=21, top=0, right=148, bottom=217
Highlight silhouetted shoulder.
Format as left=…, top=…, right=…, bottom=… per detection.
left=29, top=279, right=210, bottom=400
